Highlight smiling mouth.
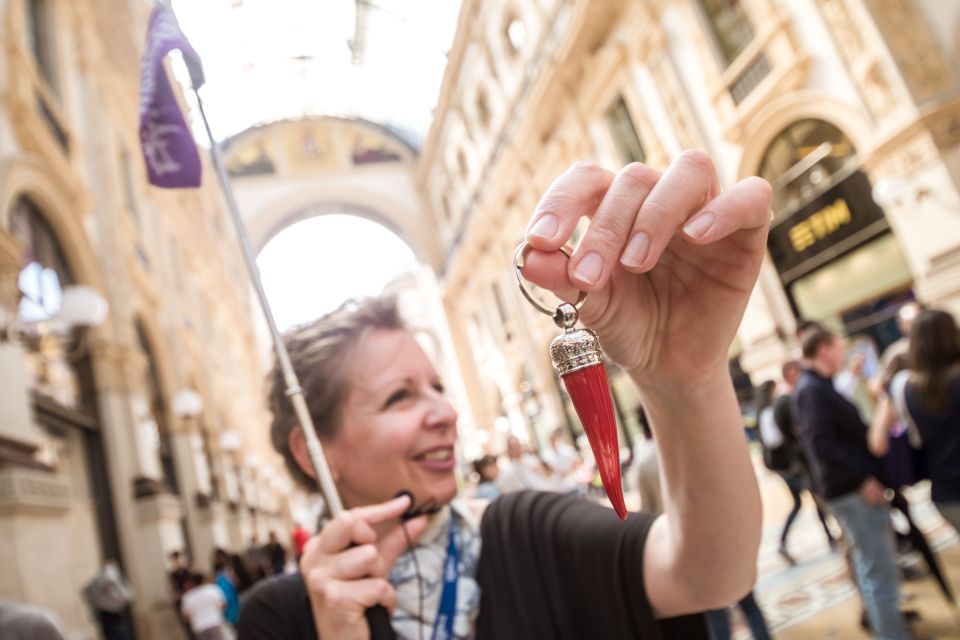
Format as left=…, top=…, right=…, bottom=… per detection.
left=415, top=448, right=454, bottom=462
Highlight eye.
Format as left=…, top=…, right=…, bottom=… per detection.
left=383, top=388, right=411, bottom=409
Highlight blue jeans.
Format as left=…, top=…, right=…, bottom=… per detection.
left=828, top=492, right=911, bottom=640
left=704, top=592, right=771, bottom=640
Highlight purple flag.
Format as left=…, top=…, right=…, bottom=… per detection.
left=139, top=7, right=205, bottom=189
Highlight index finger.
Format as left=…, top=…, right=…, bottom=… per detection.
left=317, top=495, right=413, bottom=553
left=350, top=494, right=413, bottom=525
left=525, top=162, right=615, bottom=250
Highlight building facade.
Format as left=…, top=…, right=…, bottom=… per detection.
left=0, top=1, right=292, bottom=637
left=418, top=0, right=960, bottom=448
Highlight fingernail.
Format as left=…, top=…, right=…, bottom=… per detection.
left=573, top=252, right=603, bottom=286
left=527, top=214, right=558, bottom=240
left=620, top=233, right=650, bottom=269
left=683, top=213, right=716, bottom=239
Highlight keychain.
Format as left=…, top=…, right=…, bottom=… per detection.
left=513, top=242, right=627, bottom=519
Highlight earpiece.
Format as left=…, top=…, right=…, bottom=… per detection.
left=394, top=489, right=441, bottom=521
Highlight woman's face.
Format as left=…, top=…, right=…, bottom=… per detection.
left=325, top=329, right=458, bottom=509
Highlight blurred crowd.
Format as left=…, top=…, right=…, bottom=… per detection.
left=164, top=528, right=312, bottom=640
left=751, top=303, right=960, bottom=639
left=463, top=302, right=960, bottom=640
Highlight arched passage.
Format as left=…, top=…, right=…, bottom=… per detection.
left=224, top=117, right=443, bottom=268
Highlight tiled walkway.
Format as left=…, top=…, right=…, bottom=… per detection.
left=744, top=460, right=960, bottom=639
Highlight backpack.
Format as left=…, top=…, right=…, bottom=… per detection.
left=758, top=402, right=797, bottom=473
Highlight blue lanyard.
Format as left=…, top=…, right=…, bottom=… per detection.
left=430, top=514, right=459, bottom=640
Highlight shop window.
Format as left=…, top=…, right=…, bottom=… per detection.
left=696, top=0, right=755, bottom=68
left=26, top=0, right=58, bottom=92
left=605, top=96, right=646, bottom=164
left=729, top=53, right=771, bottom=105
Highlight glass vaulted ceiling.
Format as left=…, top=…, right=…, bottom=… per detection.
left=172, top=0, right=463, bottom=145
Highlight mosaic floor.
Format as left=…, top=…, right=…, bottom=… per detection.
left=735, top=466, right=960, bottom=639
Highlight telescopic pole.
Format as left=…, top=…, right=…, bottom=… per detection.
left=191, top=89, right=345, bottom=519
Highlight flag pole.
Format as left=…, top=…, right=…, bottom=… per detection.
left=190, top=89, right=345, bottom=519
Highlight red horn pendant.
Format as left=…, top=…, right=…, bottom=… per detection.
left=513, top=243, right=626, bottom=519
left=550, top=305, right=626, bottom=519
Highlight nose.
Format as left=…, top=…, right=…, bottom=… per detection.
left=424, top=391, right=458, bottom=431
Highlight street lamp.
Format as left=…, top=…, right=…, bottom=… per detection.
left=1, top=283, right=109, bottom=352
left=171, top=388, right=203, bottom=418
left=218, top=430, right=241, bottom=452
left=57, top=285, right=109, bottom=327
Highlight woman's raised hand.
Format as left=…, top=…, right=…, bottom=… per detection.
left=521, top=152, right=772, bottom=388
left=301, top=495, right=428, bottom=640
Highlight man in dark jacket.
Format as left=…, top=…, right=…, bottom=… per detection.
left=794, top=328, right=910, bottom=640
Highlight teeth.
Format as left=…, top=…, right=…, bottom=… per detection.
left=420, top=449, right=452, bottom=461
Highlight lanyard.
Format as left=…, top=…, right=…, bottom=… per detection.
left=430, top=513, right=459, bottom=640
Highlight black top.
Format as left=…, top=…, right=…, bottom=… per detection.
left=236, top=491, right=706, bottom=640
left=905, top=378, right=960, bottom=503
left=794, top=369, right=884, bottom=500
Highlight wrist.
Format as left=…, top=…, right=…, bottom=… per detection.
left=629, top=365, right=734, bottom=407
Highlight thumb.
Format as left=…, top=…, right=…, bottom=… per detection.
left=378, top=515, right=429, bottom=569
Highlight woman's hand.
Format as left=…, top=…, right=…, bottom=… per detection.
left=301, top=495, right=428, bottom=640
left=521, top=152, right=772, bottom=387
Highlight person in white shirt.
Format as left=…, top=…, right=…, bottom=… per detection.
left=180, top=573, right=227, bottom=640
left=496, top=435, right=552, bottom=493
left=541, top=429, right=581, bottom=476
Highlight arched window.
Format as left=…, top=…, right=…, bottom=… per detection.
left=760, top=119, right=913, bottom=351
left=8, top=196, right=85, bottom=408
left=758, top=119, right=857, bottom=216
left=135, top=321, right=181, bottom=495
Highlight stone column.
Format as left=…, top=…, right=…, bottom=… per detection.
left=170, top=420, right=226, bottom=571
left=89, top=342, right=187, bottom=640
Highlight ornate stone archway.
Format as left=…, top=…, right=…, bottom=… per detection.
left=223, top=117, right=443, bottom=268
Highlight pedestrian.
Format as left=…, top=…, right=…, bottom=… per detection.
left=264, top=531, right=287, bottom=575
left=704, top=592, right=771, bottom=640
left=541, top=428, right=581, bottom=476
left=245, top=535, right=266, bottom=582
left=168, top=550, right=196, bottom=639
left=472, top=454, right=501, bottom=500
left=291, top=522, right=310, bottom=564
left=212, top=548, right=239, bottom=627
left=82, top=559, right=133, bottom=640
left=757, top=372, right=837, bottom=566
left=0, top=601, right=66, bottom=640
left=794, top=327, right=912, bottom=640
left=230, top=552, right=255, bottom=594
left=180, top=572, right=228, bottom=640
left=236, top=157, right=772, bottom=639
left=495, top=434, right=552, bottom=493
left=869, top=309, right=960, bottom=532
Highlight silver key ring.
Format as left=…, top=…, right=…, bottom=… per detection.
left=512, top=241, right=587, bottom=318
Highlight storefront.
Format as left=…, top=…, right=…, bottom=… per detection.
left=761, top=119, right=915, bottom=362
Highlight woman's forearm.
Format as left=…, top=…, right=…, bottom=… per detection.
left=867, top=395, right=894, bottom=457
left=636, top=368, right=761, bottom=611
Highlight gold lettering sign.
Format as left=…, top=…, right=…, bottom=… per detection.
left=788, top=199, right=852, bottom=252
